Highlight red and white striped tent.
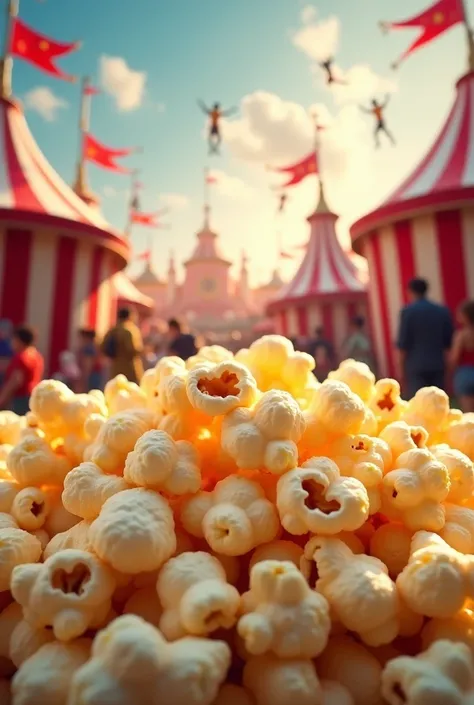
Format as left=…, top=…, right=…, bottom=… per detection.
left=0, top=96, right=130, bottom=373
left=351, top=70, right=474, bottom=377
left=267, top=184, right=368, bottom=350
left=113, top=272, right=154, bottom=314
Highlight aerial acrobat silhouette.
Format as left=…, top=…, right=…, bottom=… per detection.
left=360, top=95, right=396, bottom=148
left=198, top=100, right=237, bottom=155
left=319, top=57, right=347, bottom=85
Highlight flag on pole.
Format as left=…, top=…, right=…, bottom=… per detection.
left=10, top=17, right=81, bottom=82
left=380, top=0, right=465, bottom=67
left=130, top=211, right=166, bottom=227
left=136, top=249, right=151, bottom=262
left=84, top=134, right=134, bottom=173
left=277, top=192, right=288, bottom=213
left=84, top=84, right=100, bottom=96
left=206, top=172, right=218, bottom=184
left=270, top=152, right=318, bottom=187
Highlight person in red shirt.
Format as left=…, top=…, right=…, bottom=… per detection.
left=0, top=325, right=44, bottom=415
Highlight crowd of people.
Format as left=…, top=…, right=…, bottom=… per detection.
left=0, top=278, right=473, bottom=415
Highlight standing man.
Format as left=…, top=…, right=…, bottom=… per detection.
left=166, top=319, right=197, bottom=361
left=0, top=325, right=44, bottom=415
left=396, top=278, right=453, bottom=398
left=101, top=308, right=143, bottom=384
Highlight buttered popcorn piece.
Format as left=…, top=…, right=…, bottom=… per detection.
left=379, top=420, right=428, bottom=461
left=304, top=537, right=399, bottom=646
left=180, top=475, right=279, bottom=556
left=0, top=410, right=23, bottom=446
left=0, top=515, right=42, bottom=591
left=369, top=523, right=413, bottom=578
left=9, top=618, right=56, bottom=668
left=124, top=429, right=201, bottom=495
left=89, top=488, right=176, bottom=573
left=156, top=551, right=240, bottom=640
left=243, top=654, right=323, bottom=705
left=402, top=385, right=451, bottom=440
left=85, top=409, right=157, bottom=474
left=186, top=360, right=258, bottom=416
left=382, top=448, right=450, bottom=531
left=10, top=486, right=50, bottom=531
left=11, top=638, right=91, bottom=705
left=446, top=414, right=474, bottom=462
left=397, top=532, right=474, bottom=618
left=186, top=345, right=234, bottom=370
left=381, top=639, right=474, bottom=705
left=368, top=379, right=406, bottom=430
left=212, top=684, right=254, bottom=705
left=221, top=389, right=305, bottom=474
left=11, top=549, right=116, bottom=641
left=328, top=358, right=376, bottom=403
left=440, top=503, right=474, bottom=553
left=238, top=559, right=330, bottom=658
left=432, top=446, right=474, bottom=504
left=276, top=457, right=370, bottom=536
left=7, top=435, right=72, bottom=487
left=104, top=374, right=147, bottom=415
left=62, top=462, right=130, bottom=520
left=69, top=614, right=231, bottom=705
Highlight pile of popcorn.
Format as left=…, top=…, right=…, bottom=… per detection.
left=1, top=335, right=474, bottom=704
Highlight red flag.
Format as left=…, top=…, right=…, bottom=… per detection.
left=84, top=85, right=100, bottom=96
left=277, top=192, right=288, bottom=213
left=380, top=0, right=464, bottom=67
left=206, top=173, right=218, bottom=184
left=84, top=134, right=133, bottom=173
left=279, top=250, right=294, bottom=260
left=273, top=152, right=318, bottom=187
left=10, top=17, right=80, bottom=82
left=130, top=211, right=164, bottom=227
left=136, top=249, right=151, bottom=262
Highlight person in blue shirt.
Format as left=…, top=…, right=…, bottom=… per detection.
left=0, top=319, right=13, bottom=394
left=396, top=278, right=454, bottom=399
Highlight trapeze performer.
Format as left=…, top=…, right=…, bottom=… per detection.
left=198, top=100, right=237, bottom=154
left=319, top=57, right=346, bottom=85
left=360, top=95, right=395, bottom=148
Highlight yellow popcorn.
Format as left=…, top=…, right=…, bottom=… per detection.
left=186, top=361, right=258, bottom=417
left=329, top=434, right=391, bottom=514
left=213, top=684, right=254, bottom=705
left=0, top=515, right=42, bottom=591
left=301, top=380, right=366, bottom=456
left=7, top=435, right=72, bottom=487
left=369, top=378, right=407, bottom=430
left=381, top=639, right=474, bottom=705
left=243, top=654, right=323, bottom=705
left=180, top=475, right=279, bottom=556
left=0, top=410, right=23, bottom=446
left=89, top=488, right=176, bottom=573
left=124, top=429, right=201, bottom=495
left=0, top=602, right=22, bottom=677
left=122, top=586, right=162, bottom=628
left=421, top=605, right=474, bottom=654
left=402, top=385, right=451, bottom=441
left=382, top=448, right=450, bottom=531
left=11, top=549, right=116, bottom=641
left=276, top=457, right=370, bottom=535
left=238, top=559, right=330, bottom=658
left=104, top=374, right=147, bottom=415
left=29, top=379, right=75, bottom=436
left=328, top=358, right=376, bottom=403
left=9, top=618, right=55, bottom=668
left=379, top=420, right=428, bottom=461
left=316, top=634, right=382, bottom=705
left=249, top=539, right=303, bottom=571
left=446, top=413, right=474, bottom=462
left=62, top=461, right=129, bottom=521
left=440, top=503, right=474, bottom=553
left=221, top=389, right=304, bottom=474
left=304, top=537, right=399, bottom=646
left=10, top=487, right=50, bottom=531
left=397, top=531, right=474, bottom=618
left=85, top=409, right=157, bottom=474
left=11, top=638, right=91, bottom=705
left=156, top=551, right=240, bottom=640
left=43, top=520, right=93, bottom=560
left=187, top=344, right=234, bottom=370
left=432, top=446, right=474, bottom=504
left=69, top=614, right=231, bottom=705
left=369, top=523, right=413, bottom=578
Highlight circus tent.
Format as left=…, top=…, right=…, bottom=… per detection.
left=351, top=69, right=474, bottom=377
left=0, top=94, right=130, bottom=373
left=113, top=271, right=154, bottom=313
left=267, top=180, right=368, bottom=349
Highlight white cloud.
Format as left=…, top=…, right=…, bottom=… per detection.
left=292, top=10, right=396, bottom=104
left=209, top=170, right=255, bottom=202
left=24, top=87, right=68, bottom=122
left=223, top=91, right=378, bottom=227
left=99, top=55, right=146, bottom=112
left=292, top=12, right=339, bottom=62
left=160, top=192, right=189, bottom=210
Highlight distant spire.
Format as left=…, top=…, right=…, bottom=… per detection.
left=0, top=0, right=18, bottom=99
left=316, top=175, right=330, bottom=214
left=312, top=112, right=331, bottom=214
left=203, top=202, right=211, bottom=229
left=168, top=248, right=176, bottom=273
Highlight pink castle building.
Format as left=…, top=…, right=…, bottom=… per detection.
left=133, top=203, right=283, bottom=338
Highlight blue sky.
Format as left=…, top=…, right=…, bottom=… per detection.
left=11, top=0, right=474, bottom=285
